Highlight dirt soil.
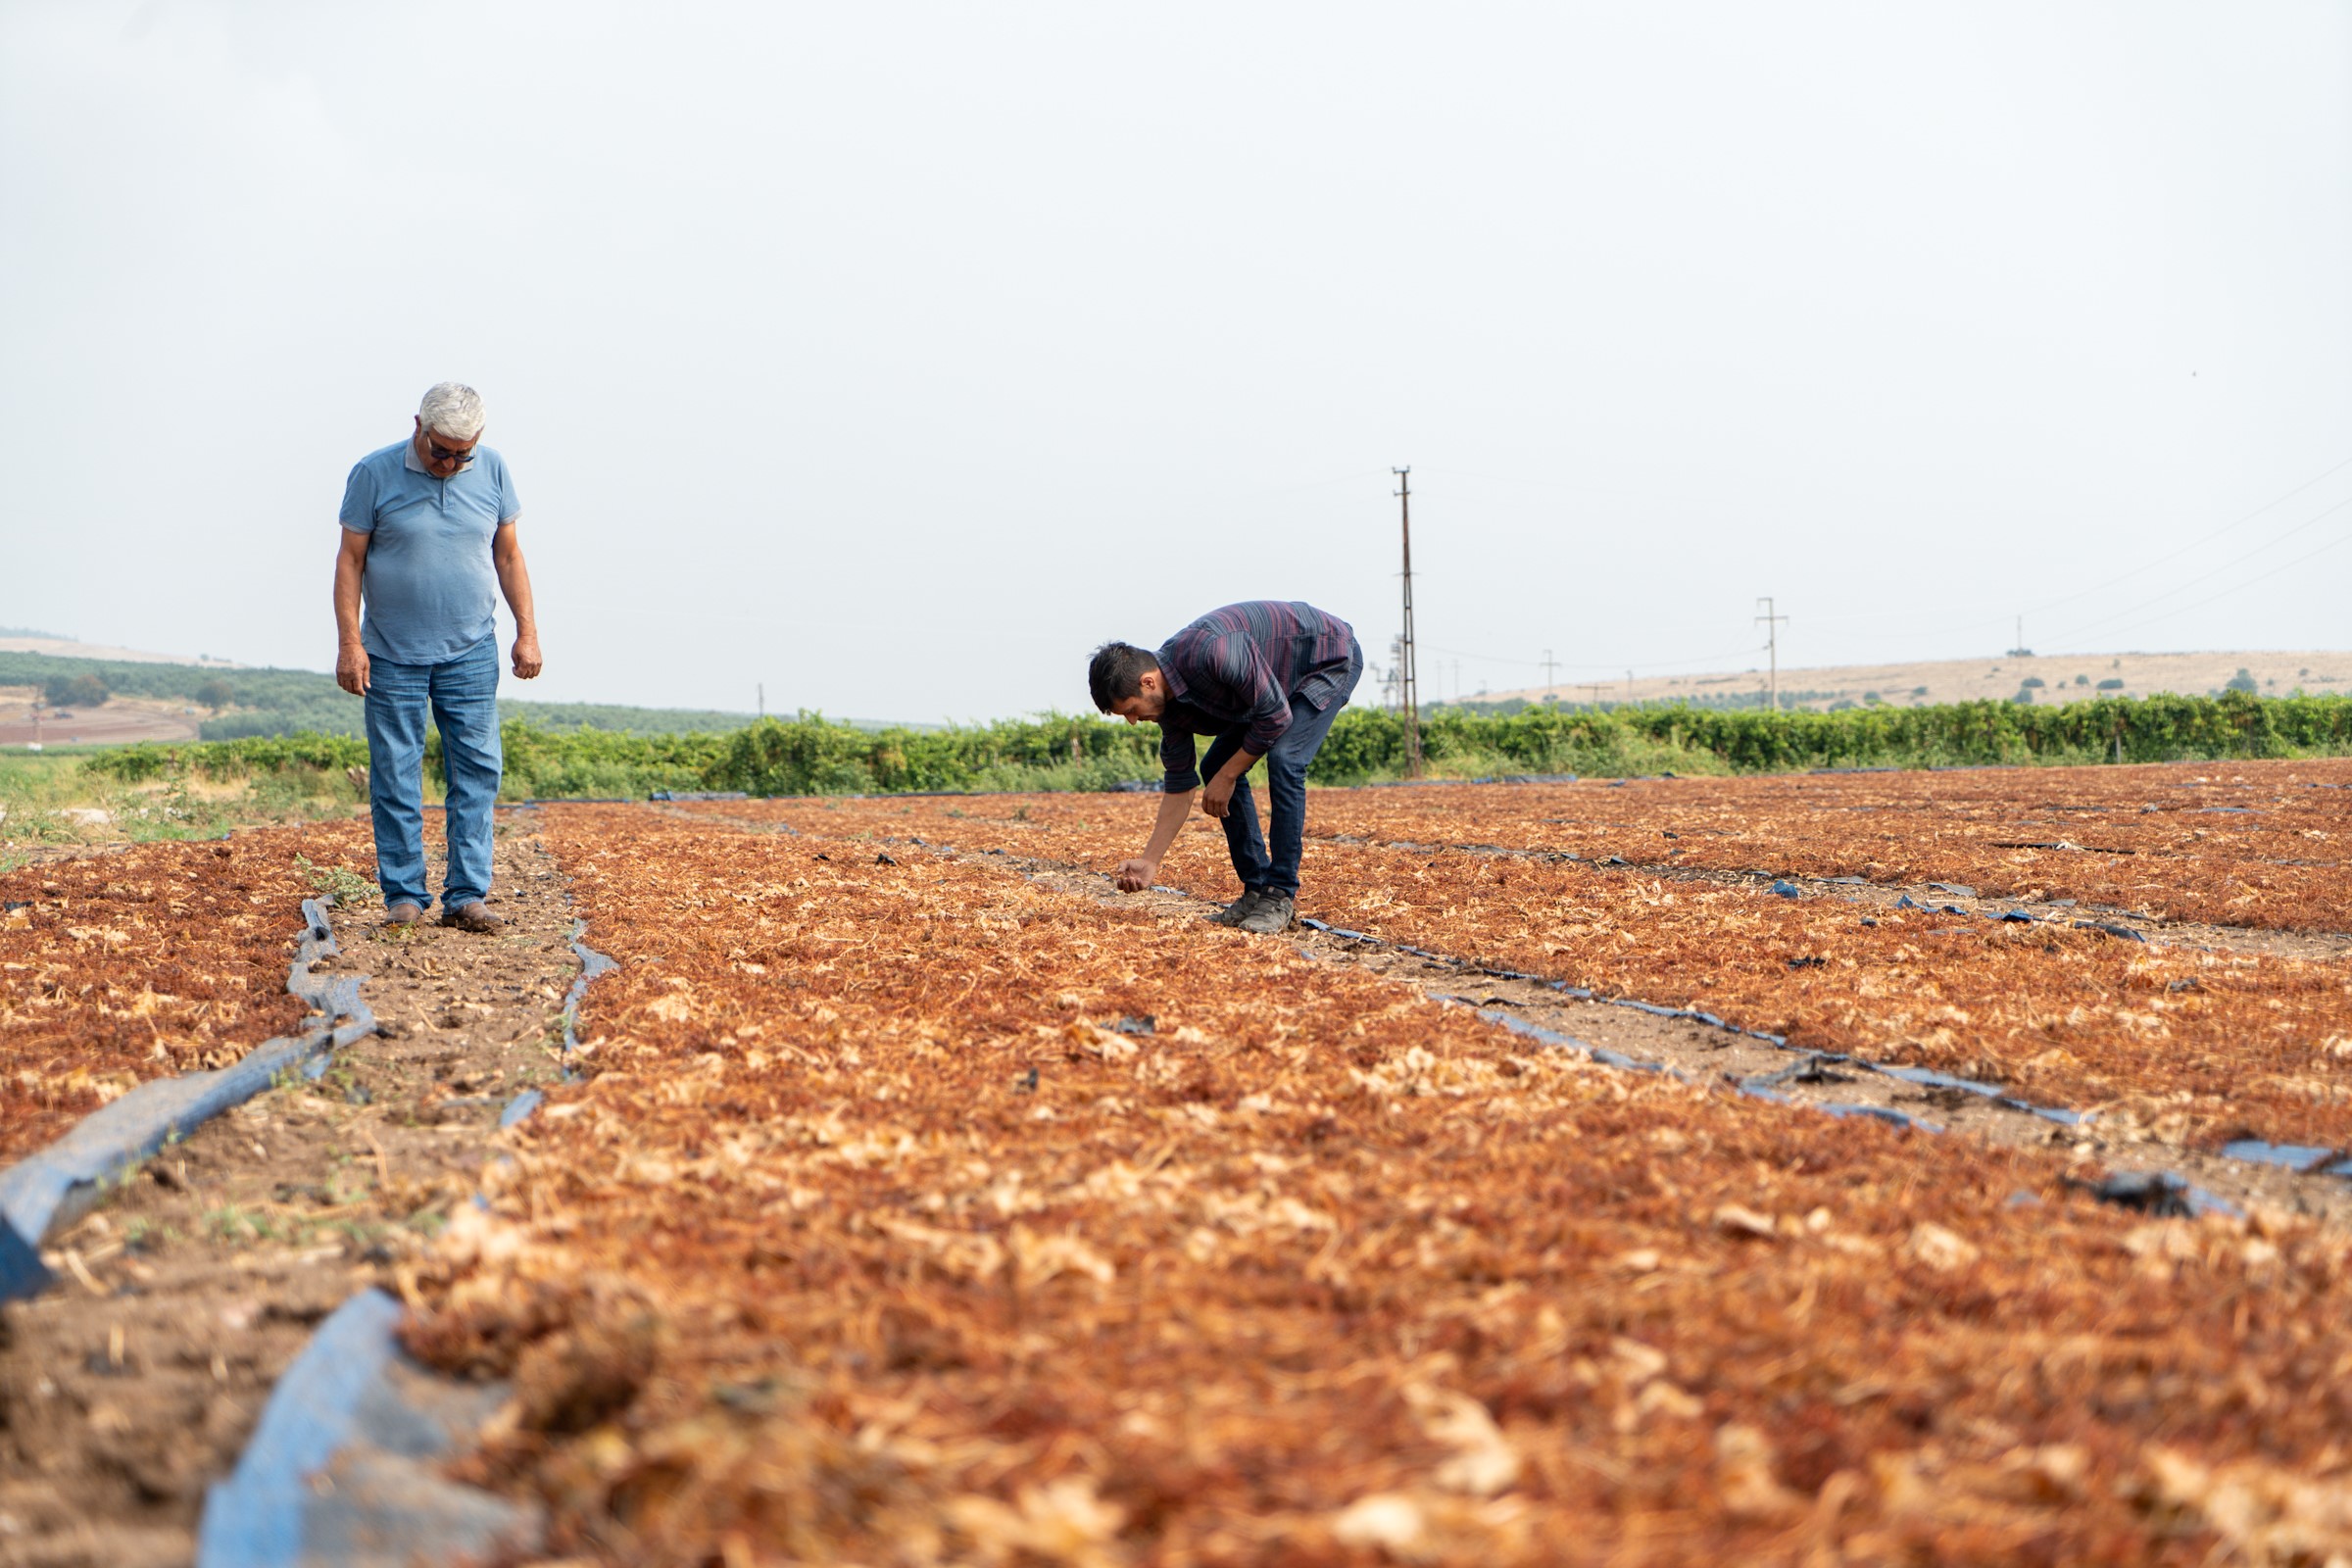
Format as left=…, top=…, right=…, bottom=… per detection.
left=0, top=819, right=586, bottom=1568
left=864, top=828, right=2352, bottom=1233
left=0, top=690, right=203, bottom=749
left=1318, top=835, right=2352, bottom=963
left=10, top=794, right=2352, bottom=1562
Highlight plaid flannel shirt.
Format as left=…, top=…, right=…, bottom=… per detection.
left=1153, top=601, right=1357, bottom=792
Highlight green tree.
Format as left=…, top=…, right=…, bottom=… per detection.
left=2226, top=667, right=2259, bottom=695
left=44, top=671, right=108, bottom=708
left=194, top=676, right=234, bottom=711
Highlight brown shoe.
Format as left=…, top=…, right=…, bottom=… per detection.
left=440, top=901, right=504, bottom=934
left=384, top=901, right=424, bottom=927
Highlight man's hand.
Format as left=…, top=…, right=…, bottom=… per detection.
left=512, top=629, right=543, bottom=680
left=1200, top=774, right=1235, bottom=819
left=1113, top=858, right=1158, bottom=892
left=336, top=642, right=370, bottom=697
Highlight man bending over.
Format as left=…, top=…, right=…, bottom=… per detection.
left=1089, top=601, right=1363, bottom=934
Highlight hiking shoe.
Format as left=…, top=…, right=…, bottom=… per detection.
left=1235, top=894, right=1296, bottom=934
left=440, top=901, right=504, bottom=934
left=383, top=901, right=424, bottom=927
left=1206, top=892, right=1261, bottom=927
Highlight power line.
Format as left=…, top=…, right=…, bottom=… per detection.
left=2040, top=493, right=2352, bottom=647
left=1422, top=641, right=1766, bottom=673
left=2022, top=450, right=2352, bottom=618
left=2050, top=527, right=2352, bottom=648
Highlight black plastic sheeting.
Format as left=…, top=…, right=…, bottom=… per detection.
left=194, top=1288, right=541, bottom=1567
left=1462, top=1004, right=1689, bottom=1080
left=1298, top=914, right=2261, bottom=1214
left=1327, top=838, right=2167, bottom=948
left=2220, top=1139, right=2343, bottom=1174
left=0, top=897, right=375, bottom=1304
left=486, top=916, right=621, bottom=1114
left=1368, top=772, right=1583, bottom=790
left=1298, top=916, right=1802, bottom=1055
left=1885, top=891, right=2145, bottom=942
left=2069, top=1170, right=2239, bottom=1220
left=0, top=1212, right=49, bottom=1301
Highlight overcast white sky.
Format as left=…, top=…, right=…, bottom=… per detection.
left=3, top=2, right=2347, bottom=720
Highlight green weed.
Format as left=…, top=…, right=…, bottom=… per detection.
left=294, top=854, right=380, bottom=906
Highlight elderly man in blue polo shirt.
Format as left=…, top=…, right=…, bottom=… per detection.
left=1089, top=600, right=1364, bottom=934
left=332, top=381, right=542, bottom=932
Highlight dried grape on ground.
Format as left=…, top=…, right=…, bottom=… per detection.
left=0, top=820, right=372, bottom=1161
left=406, top=805, right=2352, bottom=1566
left=677, top=797, right=2352, bottom=1153
left=1302, top=762, right=2352, bottom=934
left=702, top=759, right=2352, bottom=934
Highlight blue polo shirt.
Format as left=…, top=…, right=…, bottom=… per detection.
left=338, top=439, right=521, bottom=664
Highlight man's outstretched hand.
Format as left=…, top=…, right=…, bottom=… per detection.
left=1113, top=858, right=1157, bottom=892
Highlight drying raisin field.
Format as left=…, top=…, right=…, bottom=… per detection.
left=8, top=760, right=2352, bottom=1566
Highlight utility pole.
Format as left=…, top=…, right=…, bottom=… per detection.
left=1580, top=681, right=1610, bottom=709
left=758, top=682, right=764, bottom=719
left=1626, top=668, right=1635, bottom=705
left=1755, top=597, right=1788, bottom=711
left=1395, top=466, right=1422, bottom=778
left=1542, top=649, right=1558, bottom=696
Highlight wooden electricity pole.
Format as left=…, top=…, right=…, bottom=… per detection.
left=1542, top=649, right=1558, bottom=696
left=1755, top=597, right=1788, bottom=711
left=1395, top=466, right=1423, bottom=778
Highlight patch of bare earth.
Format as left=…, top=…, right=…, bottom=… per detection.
left=956, top=843, right=2352, bottom=1232
left=0, top=819, right=584, bottom=1568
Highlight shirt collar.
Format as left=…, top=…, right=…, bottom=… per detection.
left=404, top=439, right=476, bottom=475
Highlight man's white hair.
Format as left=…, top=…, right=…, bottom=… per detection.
left=417, top=381, right=487, bottom=440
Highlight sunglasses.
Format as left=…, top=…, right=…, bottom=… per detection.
left=427, top=438, right=476, bottom=464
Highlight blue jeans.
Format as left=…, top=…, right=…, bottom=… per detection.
left=363, top=635, right=503, bottom=910
left=1199, top=641, right=1364, bottom=899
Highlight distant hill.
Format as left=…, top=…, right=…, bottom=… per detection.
left=0, top=634, right=241, bottom=667
left=1474, top=650, right=2352, bottom=714
left=0, top=648, right=765, bottom=744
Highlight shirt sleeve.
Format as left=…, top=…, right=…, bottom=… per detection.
left=337, top=459, right=377, bottom=534
left=495, top=455, right=521, bottom=523
left=1160, top=722, right=1200, bottom=793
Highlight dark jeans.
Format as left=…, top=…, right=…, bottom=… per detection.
left=1200, top=640, right=1364, bottom=899
left=363, top=634, right=503, bottom=910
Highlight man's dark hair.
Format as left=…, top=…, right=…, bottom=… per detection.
left=1088, top=642, right=1159, bottom=711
